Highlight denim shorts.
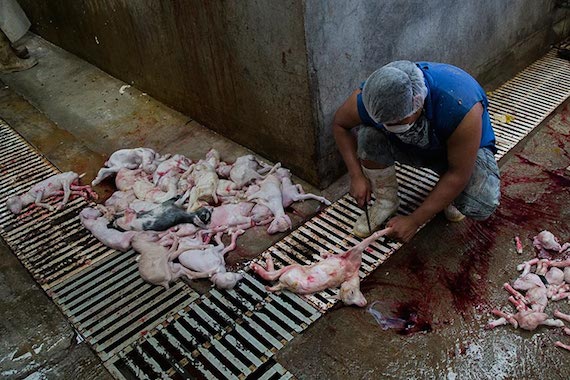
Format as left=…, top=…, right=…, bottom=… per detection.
left=357, top=126, right=500, bottom=220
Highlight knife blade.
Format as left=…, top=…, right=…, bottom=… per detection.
left=365, top=202, right=371, bottom=234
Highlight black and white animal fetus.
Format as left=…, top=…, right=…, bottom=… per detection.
left=114, top=197, right=211, bottom=231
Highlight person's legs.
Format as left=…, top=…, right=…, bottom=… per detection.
left=452, top=148, right=501, bottom=220
left=0, top=29, right=36, bottom=73
left=353, top=127, right=400, bottom=237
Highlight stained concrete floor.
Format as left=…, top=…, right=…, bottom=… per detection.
left=0, top=34, right=569, bottom=379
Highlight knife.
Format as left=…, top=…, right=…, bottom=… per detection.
left=365, top=202, right=371, bottom=234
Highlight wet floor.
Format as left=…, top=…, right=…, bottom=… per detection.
left=0, top=34, right=569, bottom=379
left=277, top=104, right=570, bottom=379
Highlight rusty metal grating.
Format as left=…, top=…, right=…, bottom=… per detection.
left=0, top=122, right=114, bottom=288
left=0, top=48, right=569, bottom=379
left=104, top=273, right=314, bottom=379
left=50, top=248, right=201, bottom=361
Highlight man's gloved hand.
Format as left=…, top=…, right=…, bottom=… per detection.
left=386, top=215, right=420, bottom=243
left=350, top=174, right=372, bottom=208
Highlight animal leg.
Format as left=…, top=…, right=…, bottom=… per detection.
left=491, top=309, right=518, bottom=328
left=33, top=191, right=55, bottom=211
left=71, top=184, right=98, bottom=199
left=92, top=167, right=118, bottom=186
left=541, top=318, right=564, bottom=328
left=262, top=252, right=276, bottom=271
left=58, top=178, right=74, bottom=209
left=549, top=259, right=570, bottom=268
left=485, top=317, right=508, bottom=329
left=508, top=296, right=527, bottom=311
left=175, top=189, right=191, bottom=207
left=517, top=258, right=539, bottom=275
left=221, top=229, right=245, bottom=255
left=171, top=263, right=210, bottom=280
left=555, top=341, right=570, bottom=351
left=554, top=310, right=570, bottom=323
left=185, top=188, right=199, bottom=212
left=551, top=292, right=570, bottom=301
left=265, top=282, right=286, bottom=292
left=292, top=193, right=332, bottom=206
left=250, top=262, right=288, bottom=281
left=504, top=283, right=526, bottom=302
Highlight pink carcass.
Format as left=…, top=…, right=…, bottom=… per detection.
left=80, top=208, right=137, bottom=252
left=533, top=230, right=570, bottom=259
left=554, top=310, right=570, bottom=351
left=132, top=232, right=208, bottom=290
left=92, top=148, right=166, bottom=186
left=247, top=174, right=292, bottom=234
left=177, top=230, right=244, bottom=289
left=229, top=155, right=275, bottom=188
left=486, top=308, right=563, bottom=330
left=114, top=168, right=152, bottom=191
left=275, top=168, right=331, bottom=208
left=209, top=202, right=256, bottom=231
left=152, top=154, right=191, bottom=186
left=250, top=228, right=391, bottom=307
left=6, top=172, right=96, bottom=214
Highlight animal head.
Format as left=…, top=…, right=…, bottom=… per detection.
left=192, top=207, right=212, bottom=227
left=339, top=280, right=367, bottom=307
left=274, top=168, right=291, bottom=180
left=79, top=207, right=101, bottom=220
left=6, top=196, right=23, bottom=214
left=211, top=272, right=243, bottom=289
left=267, top=215, right=292, bottom=234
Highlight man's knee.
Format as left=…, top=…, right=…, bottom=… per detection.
left=464, top=199, right=499, bottom=221
left=455, top=148, right=500, bottom=220
left=455, top=182, right=501, bottom=220
left=357, top=126, right=394, bottom=165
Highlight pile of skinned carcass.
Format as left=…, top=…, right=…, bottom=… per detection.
left=7, top=147, right=331, bottom=290
left=487, top=230, right=570, bottom=351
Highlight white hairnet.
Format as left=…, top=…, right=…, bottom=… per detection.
left=362, top=60, right=428, bottom=124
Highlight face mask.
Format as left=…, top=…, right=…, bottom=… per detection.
left=384, top=122, right=414, bottom=134
left=394, top=114, right=430, bottom=148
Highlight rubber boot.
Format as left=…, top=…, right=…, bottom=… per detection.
left=12, top=45, right=30, bottom=59
left=353, top=166, right=400, bottom=238
left=444, top=203, right=465, bottom=222
left=0, top=31, right=36, bottom=73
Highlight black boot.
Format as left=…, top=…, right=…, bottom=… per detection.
left=0, top=30, right=36, bottom=73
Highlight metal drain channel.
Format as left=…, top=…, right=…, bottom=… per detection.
left=489, top=50, right=570, bottom=159
left=0, top=48, right=569, bottom=380
left=0, top=122, right=113, bottom=288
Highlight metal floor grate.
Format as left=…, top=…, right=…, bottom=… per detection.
left=0, top=48, right=569, bottom=379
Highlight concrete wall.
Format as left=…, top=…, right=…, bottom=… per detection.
left=18, top=0, right=319, bottom=183
left=18, top=0, right=567, bottom=188
left=306, top=0, right=568, bottom=186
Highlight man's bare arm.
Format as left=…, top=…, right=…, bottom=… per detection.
left=409, top=102, right=483, bottom=226
left=332, top=89, right=364, bottom=178
left=332, top=90, right=372, bottom=207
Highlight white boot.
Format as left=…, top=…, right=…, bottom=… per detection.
left=353, top=166, right=400, bottom=238
left=444, top=204, right=465, bottom=222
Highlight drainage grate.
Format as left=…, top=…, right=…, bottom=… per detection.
left=49, top=248, right=201, bottom=361
left=489, top=50, right=570, bottom=159
left=0, top=48, right=568, bottom=379
left=0, top=122, right=114, bottom=288
left=104, top=272, right=315, bottom=379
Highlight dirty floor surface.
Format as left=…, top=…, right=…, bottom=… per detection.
left=1, top=34, right=569, bottom=379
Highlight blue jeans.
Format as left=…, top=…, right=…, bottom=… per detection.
left=357, top=126, right=500, bottom=220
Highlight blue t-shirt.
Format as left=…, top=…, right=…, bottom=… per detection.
left=356, top=62, right=497, bottom=155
